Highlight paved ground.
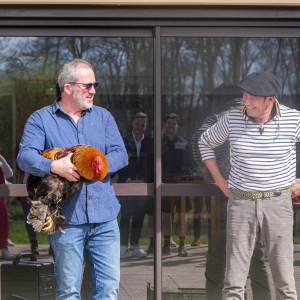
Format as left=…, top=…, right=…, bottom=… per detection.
left=1, top=244, right=300, bottom=299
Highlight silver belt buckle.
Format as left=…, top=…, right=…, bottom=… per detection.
left=274, top=190, right=281, bottom=197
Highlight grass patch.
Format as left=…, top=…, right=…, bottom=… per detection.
left=9, top=220, right=50, bottom=244
left=293, top=238, right=300, bottom=244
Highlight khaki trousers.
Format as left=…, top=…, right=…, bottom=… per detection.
left=223, top=191, right=297, bottom=300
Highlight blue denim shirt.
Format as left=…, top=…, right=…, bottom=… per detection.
left=17, top=98, right=128, bottom=225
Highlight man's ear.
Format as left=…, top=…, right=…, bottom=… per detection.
left=64, top=83, right=72, bottom=96
left=132, top=120, right=135, bottom=127
left=267, top=96, right=275, bottom=106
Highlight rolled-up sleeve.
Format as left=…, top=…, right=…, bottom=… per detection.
left=199, top=112, right=230, bottom=161
left=17, top=112, right=53, bottom=177
left=105, top=113, right=128, bottom=174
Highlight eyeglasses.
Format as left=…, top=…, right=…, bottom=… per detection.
left=69, top=82, right=99, bottom=90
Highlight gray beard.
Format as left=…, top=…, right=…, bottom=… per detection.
left=71, top=88, right=93, bottom=110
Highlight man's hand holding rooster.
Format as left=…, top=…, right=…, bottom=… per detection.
left=50, top=153, right=80, bottom=181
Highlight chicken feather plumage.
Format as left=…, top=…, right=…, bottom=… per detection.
left=26, top=144, right=108, bottom=234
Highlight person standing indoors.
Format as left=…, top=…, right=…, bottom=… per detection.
left=13, top=142, right=39, bottom=255
left=118, top=112, right=153, bottom=258
left=199, top=71, right=299, bottom=299
left=0, top=154, right=14, bottom=260
left=17, top=59, right=128, bottom=299
left=161, top=113, right=194, bottom=257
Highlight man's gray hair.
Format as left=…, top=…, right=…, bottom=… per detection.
left=58, top=59, right=93, bottom=93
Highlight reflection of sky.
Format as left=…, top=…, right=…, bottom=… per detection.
left=162, top=37, right=297, bottom=97
left=0, top=37, right=37, bottom=70
left=0, top=36, right=298, bottom=97
left=0, top=37, right=154, bottom=96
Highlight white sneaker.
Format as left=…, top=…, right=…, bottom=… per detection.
left=120, top=245, right=130, bottom=258
left=170, top=237, right=177, bottom=247
left=7, top=239, right=15, bottom=246
left=130, top=245, right=147, bottom=257
left=2, top=248, right=15, bottom=260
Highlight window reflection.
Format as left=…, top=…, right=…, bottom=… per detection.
left=0, top=36, right=153, bottom=299
left=161, top=37, right=300, bottom=299
left=117, top=196, right=154, bottom=299
left=162, top=37, right=300, bottom=167
left=0, top=37, right=153, bottom=183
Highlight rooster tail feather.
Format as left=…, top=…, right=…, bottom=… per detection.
left=26, top=174, right=41, bottom=200
left=27, top=200, right=48, bottom=232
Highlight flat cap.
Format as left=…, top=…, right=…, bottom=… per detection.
left=238, top=71, right=281, bottom=97
left=207, top=82, right=242, bottom=101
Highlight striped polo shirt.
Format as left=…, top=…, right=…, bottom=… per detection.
left=192, top=99, right=244, bottom=180
left=199, top=102, right=300, bottom=191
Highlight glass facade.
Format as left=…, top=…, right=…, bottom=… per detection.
left=160, top=37, right=300, bottom=299
left=1, top=18, right=300, bottom=299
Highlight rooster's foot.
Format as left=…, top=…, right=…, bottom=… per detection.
left=42, top=216, right=54, bottom=231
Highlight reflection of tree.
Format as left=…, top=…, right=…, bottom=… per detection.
left=162, top=37, right=300, bottom=142
left=0, top=95, right=13, bottom=170
left=1, top=36, right=300, bottom=156
left=0, top=37, right=154, bottom=152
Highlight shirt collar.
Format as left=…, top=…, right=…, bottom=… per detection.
left=241, top=98, right=281, bottom=120
left=52, top=97, right=93, bottom=114
left=132, top=131, right=144, bottom=143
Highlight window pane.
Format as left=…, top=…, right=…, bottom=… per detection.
left=118, top=196, right=154, bottom=299
left=1, top=36, right=153, bottom=298
left=0, top=37, right=153, bottom=183
left=161, top=195, right=277, bottom=299
left=161, top=37, right=300, bottom=299
left=161, top=37, right=300, bottom=183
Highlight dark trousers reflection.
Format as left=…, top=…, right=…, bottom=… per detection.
left=119, top=197, right=147, bottom=246
left=205, top=197, right=271, bottom=300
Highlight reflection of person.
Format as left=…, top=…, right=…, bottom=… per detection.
left=13, top=142, right=39, bottom=255
left=192, top=82, right=271, bottom=299
left=0, top=154, right=14, bottom=260
left=17, top=59, right=128, bottom=299
left=161, top=113, right=194, bottom=257
left=199, top=72, right=299, bottom=299
left=118, top=112, right=153, bottom=258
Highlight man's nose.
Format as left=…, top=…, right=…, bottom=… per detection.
left=89, top=85, right=96, bottom=94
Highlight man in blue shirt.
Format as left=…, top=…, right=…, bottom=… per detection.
left=17, top=59, right=128, bottom=299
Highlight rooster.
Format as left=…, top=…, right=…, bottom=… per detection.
left=26, top=144, right=108, bottom=234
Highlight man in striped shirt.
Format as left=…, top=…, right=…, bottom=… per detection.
left=192, top=82, right=271, bottom=299
left=199, top=71, right=300, bottom=299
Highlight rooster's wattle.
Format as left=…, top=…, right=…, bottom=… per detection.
left=26, top=144, right=108, bottom=234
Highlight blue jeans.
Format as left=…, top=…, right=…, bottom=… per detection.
left=48, top=219, right=120, bottom=300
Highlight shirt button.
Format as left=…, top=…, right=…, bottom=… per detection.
left=88, top=197, right=91, bottom=200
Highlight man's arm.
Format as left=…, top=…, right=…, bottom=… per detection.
left=203, top=158, right=231, bottom=197
left=17, top=112, right=53, bottom=177
left=0, top=155, right=13, bottom=178
left=105, top=113, right=128, bottom=174
left=197, top=112, right=231, bottom=196
left=17, top=112, right=78, bottom=181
